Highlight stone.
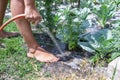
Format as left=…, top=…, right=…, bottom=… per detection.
left=107, top=57, right=120, bottom=80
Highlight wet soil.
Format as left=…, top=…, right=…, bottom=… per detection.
left=33, top=33, right=108, bottom=79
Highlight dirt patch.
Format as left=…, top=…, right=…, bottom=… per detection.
left=33, top=33, right=108, bottom=79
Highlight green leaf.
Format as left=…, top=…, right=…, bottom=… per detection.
left=78, top=29, right=113, bottom=53
left=111, top=52, right=120, bottom=60
left=78, top=42, right=96, bottom=52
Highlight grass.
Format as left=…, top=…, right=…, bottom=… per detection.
left=0, top=18, right=44, bottom=80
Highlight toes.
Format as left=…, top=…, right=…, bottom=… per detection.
left=36, top=55, right=59, bottom=63
left=49, top=56, right=59, bottom=63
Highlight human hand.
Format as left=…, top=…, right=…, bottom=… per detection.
left=24, top=6, right=42, bottom=24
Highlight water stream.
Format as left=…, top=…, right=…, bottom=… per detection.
left=39, top=23, right=64, bottom=54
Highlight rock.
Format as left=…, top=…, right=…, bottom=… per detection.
left=107, top=57, right=120, bottom=80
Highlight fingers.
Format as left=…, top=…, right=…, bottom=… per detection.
left=25, top=14, right=42, bottom=24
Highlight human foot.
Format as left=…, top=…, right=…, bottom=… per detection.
left=0, top=30, right=19, bottom=38
left=27, top=47, right=59, bottom=62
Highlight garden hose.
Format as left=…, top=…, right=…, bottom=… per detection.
left=0, top=14, right=25, bottom=31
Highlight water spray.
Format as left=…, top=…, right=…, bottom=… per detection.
left=39, top=23, right=64, bottom=54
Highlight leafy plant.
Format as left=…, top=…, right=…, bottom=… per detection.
left=93, top=3, right=116, bottom=28
left=112, top=23, right=120, bottom=50
left=78, top=29, right=114, bottom=63
left=55, top=7, right=90, bottom=50
left=96, top=0, right=113, bottom=4
left=35, top=0, right=57, bottom=32
left=79, top=0, right=93, bottom=8
left=109, top=24, right=120, bottom=61
left=113, top=0, right=120, bottom=8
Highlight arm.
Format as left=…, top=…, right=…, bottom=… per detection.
left=24, top=0, right=42, bottom=24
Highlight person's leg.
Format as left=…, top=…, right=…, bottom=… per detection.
left=10, top=0, right=59, bottom=62
left=0, top=0, right=19, bottom=38
left=0, top=0, right=8, bottom=26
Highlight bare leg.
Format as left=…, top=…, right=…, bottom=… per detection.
left=0, top=0, right=19, bottom=38
left=10, top=0, right=59, bottom=62
left=0, top=0, right=8, bottom=26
